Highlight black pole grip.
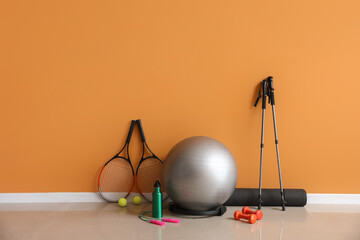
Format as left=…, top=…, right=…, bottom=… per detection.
left=267, top=76, right=274, bottom=89
left=126, top=120, right=136, bottom=143
left=136, top=119, right=146, bottom=143
left=262, top=80, right=267, bottom=109
left=267, top=76, right=275, bottom=105
left=270, top=93, right=275, bottom=105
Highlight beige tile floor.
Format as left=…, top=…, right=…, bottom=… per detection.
left=0, top=203, right=359, bottom=240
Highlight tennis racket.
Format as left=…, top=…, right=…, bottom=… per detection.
left=98, top=120, right=136, bottom=202
left=135, top=119, right=167, bottom=202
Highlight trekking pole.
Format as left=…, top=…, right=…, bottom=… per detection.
left=266, top=77, right=286, bottom=211
left=254, top=79, right=267, bottom=210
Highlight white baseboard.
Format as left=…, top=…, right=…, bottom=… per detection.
left=307, top=194, right=360, bottom=204
left=0, top=192, right=165, bottom=203
left=0, top=193, right=359, bottom=204
left=0, top=192, right=103, bottom=203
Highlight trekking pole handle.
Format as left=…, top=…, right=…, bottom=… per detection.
left=267, top=76, right=275, bottom=105
left=262, top=80, right=267, bottom=109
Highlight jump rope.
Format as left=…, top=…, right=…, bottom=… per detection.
left=138, top=180, right=180, bottom=226
left=138, top=211, right=179, bottom=226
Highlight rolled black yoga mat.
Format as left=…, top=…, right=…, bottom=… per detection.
left=224, top=188, right=307, bottom=206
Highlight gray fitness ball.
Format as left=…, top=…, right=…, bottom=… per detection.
left=163, top=136, right=237, bottom=211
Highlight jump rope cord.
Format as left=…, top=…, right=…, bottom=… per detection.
left=138, top=208, right=180, bottom=226
left=139, top=211, right=156, bottom=221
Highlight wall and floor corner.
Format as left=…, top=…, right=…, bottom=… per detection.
left=1, top=1, right=360, bottom=203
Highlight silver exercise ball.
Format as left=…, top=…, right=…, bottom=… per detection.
left=163, top=136, right=237, bottom=211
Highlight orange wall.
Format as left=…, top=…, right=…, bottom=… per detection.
left=1, top=1, right=360, bottom=194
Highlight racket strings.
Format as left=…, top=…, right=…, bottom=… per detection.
left=137, top=158, right=164, bottom=194
left=99, top=158, right=134, bottom=200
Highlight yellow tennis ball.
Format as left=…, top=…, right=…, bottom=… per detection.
left=118, top=198, right=127, bottom=207
left=133, top=196, right=142, bottom=205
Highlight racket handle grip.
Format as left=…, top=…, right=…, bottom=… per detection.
left=126, top=120, right=136, bottom=143
left=136, top=119, right=146, bottom=142
left=162, top=218, right=180, bottom=223
left=150, top=220, right=165, bottom=226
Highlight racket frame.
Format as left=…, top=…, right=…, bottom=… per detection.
left=97, top=120, right=136, bottom=202
left=135, top=119, right=167, bottom=202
